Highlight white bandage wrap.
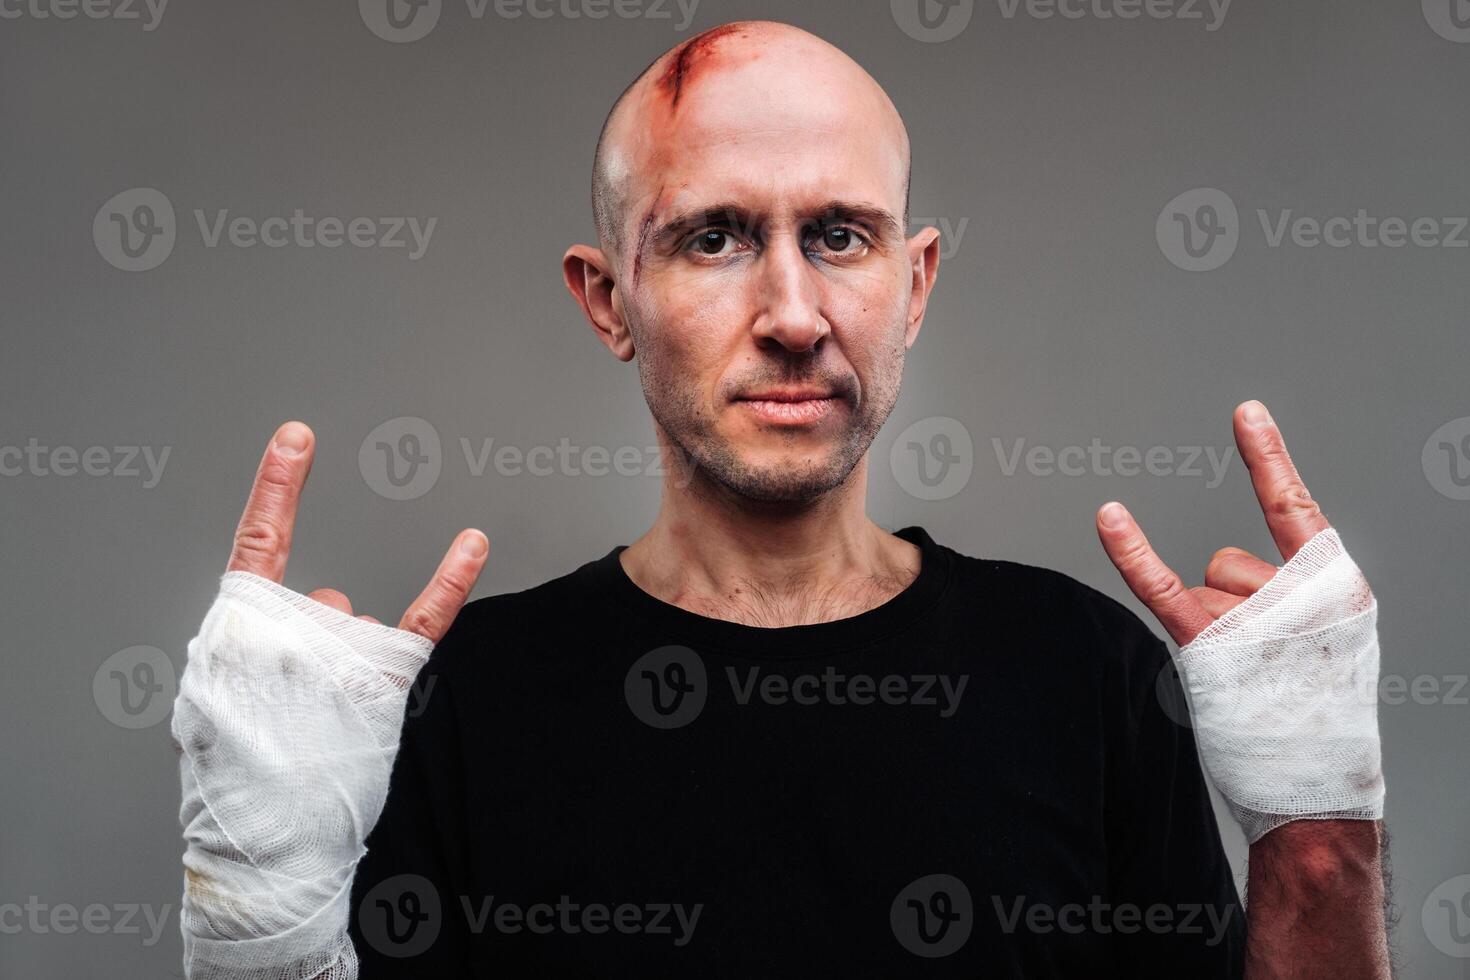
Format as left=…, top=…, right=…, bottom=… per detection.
left=172, top=571, right=433, bottom=980
left=1176, top=527, right=1384, bottom=843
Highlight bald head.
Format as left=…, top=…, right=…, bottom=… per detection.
left=590, top=21, right=912, bottom=259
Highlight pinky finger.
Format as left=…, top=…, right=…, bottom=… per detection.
left=1096, top=501, right=1216, bottom=647
left=398, top=529, right=490, bottom=644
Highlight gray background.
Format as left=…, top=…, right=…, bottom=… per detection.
left=3, top=0, right=1469, bottom=975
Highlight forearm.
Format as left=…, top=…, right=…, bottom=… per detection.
left=1244, top=819, right=1390, bottom=979
left=174, top=571, right=435, bottom=979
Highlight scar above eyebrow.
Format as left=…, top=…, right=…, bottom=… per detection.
left=631, top=184, right=666, bottom=285
left=657, top=23, right=749, bottom=107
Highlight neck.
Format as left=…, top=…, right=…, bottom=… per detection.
left=619, top=436, right=921, bottom=627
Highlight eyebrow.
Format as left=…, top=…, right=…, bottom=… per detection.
left=646, top=199, right=906, bottom=255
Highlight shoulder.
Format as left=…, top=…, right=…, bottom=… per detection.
left=422, top=552, right=609, bottom=669
left=936, top=537, right=1167, bottom=663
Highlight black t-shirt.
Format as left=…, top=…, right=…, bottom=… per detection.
left=349, top=526, right=1245, bottom=977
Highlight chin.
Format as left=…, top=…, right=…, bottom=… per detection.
left=702, top=446, right=863, bottom=503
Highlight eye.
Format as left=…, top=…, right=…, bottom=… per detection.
left=684, top=228, right=745, bottom=259
left=823, top=227, right=854, bottom=251
left=805, top=222, right=869, bottom=258
left=695, top=230, right=733, bottom=255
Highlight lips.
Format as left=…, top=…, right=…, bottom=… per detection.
left=734, top=388, right=840, bottom=425
left=736, top=387, right=834, bottom=403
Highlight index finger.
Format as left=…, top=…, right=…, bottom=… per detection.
left=1233, top=401, right=1330, bottom=561
left=226, top=422, right=315, bottom=582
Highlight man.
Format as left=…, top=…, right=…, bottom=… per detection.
left=173, top=20, right=1390, bottom=978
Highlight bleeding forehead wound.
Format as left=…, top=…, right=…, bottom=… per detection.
left=655, top=23, right=752, bottom=107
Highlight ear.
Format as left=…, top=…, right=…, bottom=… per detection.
left=902, top=226, right=943, bottom=349
left=563, top=244, right=635, bottom=361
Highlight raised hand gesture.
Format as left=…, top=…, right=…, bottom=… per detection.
left=174, top=421, right=488, bottom=979
left=1095, top=401, right=1333, bottom=646
left=227, top=420, right=488, bottom=640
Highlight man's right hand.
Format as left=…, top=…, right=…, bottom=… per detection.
left=227, top=420, right=488, bottom=640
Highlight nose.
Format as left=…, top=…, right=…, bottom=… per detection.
left=750, top=236, right=830, bottom=353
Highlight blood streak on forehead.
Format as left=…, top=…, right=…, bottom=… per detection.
left=627, top=23, right=766, bottom=283
left=655, top=23, right=752, bottom=108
